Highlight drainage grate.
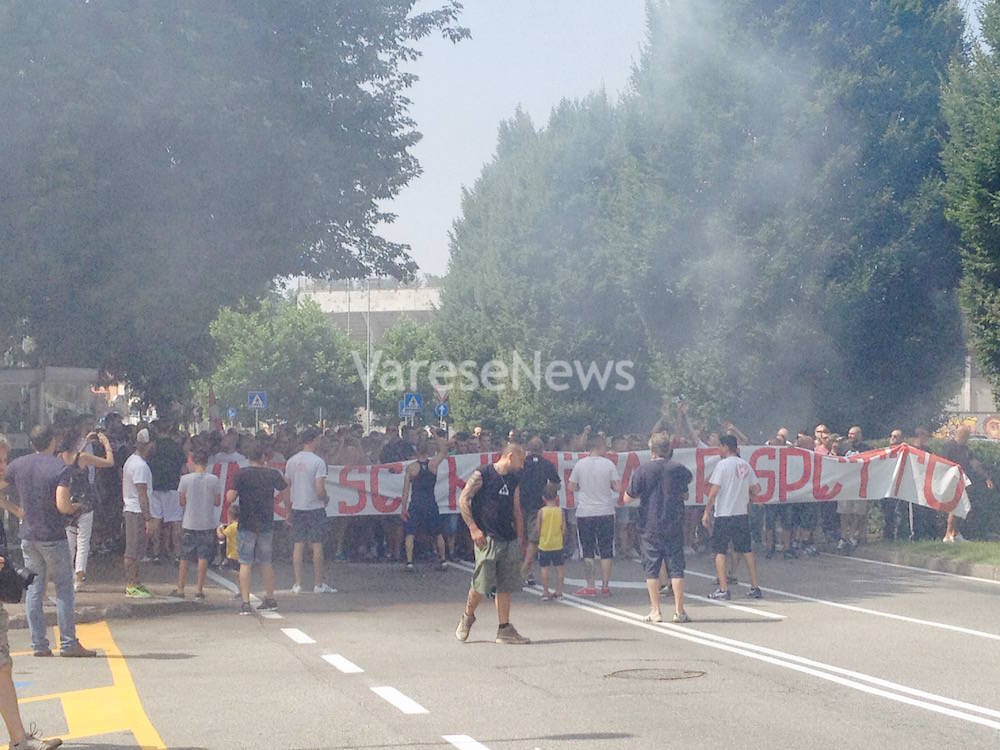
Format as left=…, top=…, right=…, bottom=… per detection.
left=606, top=668, right=705, bottom=681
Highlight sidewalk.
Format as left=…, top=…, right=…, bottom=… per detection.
left=4, top=551, right=228, bottom=629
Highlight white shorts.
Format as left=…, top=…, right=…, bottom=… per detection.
left=150, top=490, right=184, bottom=523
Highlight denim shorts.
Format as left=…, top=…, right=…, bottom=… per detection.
left=181, top=529, right=216, bottom=562
left=237, top=529, right=274, bottom=566
left=292, top=508, right=328, bottom=544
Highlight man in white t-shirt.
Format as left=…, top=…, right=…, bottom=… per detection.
left=702, top=435, right=762, bottom=600
left=122, top=429, right=155, bottom=598
left=284, top=428, right=335, bottom=594
left=567, top=435, right=621, bottom=597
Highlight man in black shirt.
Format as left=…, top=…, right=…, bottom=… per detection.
left=624, top=432, right=693, bottom=624
left=455, top=443, right=529, bottom=645
left=225, top=440, right=288, bottom=614
left=518, top=437, right=560, bottom=586
left=147, top=420, right=188, bottom=562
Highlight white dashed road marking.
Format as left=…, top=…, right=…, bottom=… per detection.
left=370, top=686, right=429, bottom=715
left=443, top=735, right=491, bottom=750
left=321, top=653, right=364, bottom=673
left=281, top=627, right=316, bottom=645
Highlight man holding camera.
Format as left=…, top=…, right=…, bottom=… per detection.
left=1, top=425, right=96, bottom=659
left=0, top=433, right=65, bottom=748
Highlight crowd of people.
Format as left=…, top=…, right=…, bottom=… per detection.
left=0, top=405, right=993, bottom=743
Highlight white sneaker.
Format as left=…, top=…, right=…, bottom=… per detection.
left=942, top=536, right=954, bottom=544
left=314, top=583, right=337, bottom=594
left=290, top=584, right=303, bottom=594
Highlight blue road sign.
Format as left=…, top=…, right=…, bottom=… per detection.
left=434, top=402, right=449, bottom=418
left=403, top=392, right=423, bottom=412
left=248, top=390, right=268, bottom=410
left=398, top=399, right=408, bottom=418
left=226, top=407, right=238, bottom=420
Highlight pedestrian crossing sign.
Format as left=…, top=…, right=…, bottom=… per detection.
left=248, top=390, right=268, bottom=410
left=403, top=392, right=422, bottom=413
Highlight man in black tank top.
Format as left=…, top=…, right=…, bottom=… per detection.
left=401, top=437, right=449, bottom=572
left=455, top=443, right=530, bottom=645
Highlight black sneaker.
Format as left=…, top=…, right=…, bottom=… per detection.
left=257, top=598, right=278, bottom=611
left=238, top=602, right=253, bottom=616
left=708, top=588, right=731, bottom=600
left=404, top=562, right=414, bottom=573
left=523, top=577, right=536, bottom=587
left=746, top=586, right=763, bottom=599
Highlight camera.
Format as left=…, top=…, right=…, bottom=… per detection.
left=0, top=561, right=36, bottom=603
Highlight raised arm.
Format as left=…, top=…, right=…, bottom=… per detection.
left=78, top=432, right=115, bottom=469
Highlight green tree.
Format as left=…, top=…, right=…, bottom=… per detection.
left=366, top=315, right=444, bottom=422
left=942, top=0, right=1000, bottom=401
left=0, top=1, right=468, bottom=407
left=436, top=101, right=660, bottom=435
left=207, top=298, right=362, bottom=426
left=439, top=0, right=966, bottom=437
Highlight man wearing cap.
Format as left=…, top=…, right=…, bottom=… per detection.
left=122, top=428, right=155, bottom=598
left=703, top=435, right=763, bottom=600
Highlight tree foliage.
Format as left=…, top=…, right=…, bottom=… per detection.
left=367, top=315, right=445, bottom=422
left=207, top=298, right=361, bottom=426
left=942, top=0, right=1000, bottom=402
left=438, top=0, right=966, bottom=437
left=436, top=101, right=659, bottom=435
left=0, top=1, right=467, bottom=406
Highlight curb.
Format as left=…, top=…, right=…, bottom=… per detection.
left=845, top=547, right=1000, bottom=582
left=6, top=598, right=205, bottom=630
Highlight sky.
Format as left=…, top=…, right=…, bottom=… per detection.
left=380, top=0, right=649, bottom=278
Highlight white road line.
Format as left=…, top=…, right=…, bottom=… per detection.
left=453, top=561, right=783, bottom=621
left=681, top=568, right=1000, bottom=642
left=321, top=653, right=364, bottom=674
left=820, top=552, right=1000, bottom=586
left=281, top=628, right=316, bottom=645
left=443, top=735, right=491, bottom=750
left=205, top=569, right=284, bottom=619
left=370, top=686, right=429, bottom=715
left=555, top=595, right=1000, bottom=730
left=559, top=574, right=785, bottom=621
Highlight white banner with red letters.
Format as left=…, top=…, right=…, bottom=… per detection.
left=210, top=443, right=971, bottom=521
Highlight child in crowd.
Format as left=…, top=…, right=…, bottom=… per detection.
left=536, top=482, right=565, bottom=600
left=172, top=446, right=222, bottom=599
left=217, top=505, right=240, bottom=571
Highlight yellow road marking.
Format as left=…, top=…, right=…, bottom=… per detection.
left=18, top=621, right=166, bottom=749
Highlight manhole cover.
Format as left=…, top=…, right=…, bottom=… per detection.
left=606, top=668, right=705, bottom=681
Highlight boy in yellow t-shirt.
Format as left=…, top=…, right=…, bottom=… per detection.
left=536, top=482, right=565, bottom=600
left=216, top=504, right=239, bottom=571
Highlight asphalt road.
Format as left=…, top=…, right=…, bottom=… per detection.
left=7, top=550, right=1000, bottom=749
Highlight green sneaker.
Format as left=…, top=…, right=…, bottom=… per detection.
left=125, top=585, right=153, bottom=599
